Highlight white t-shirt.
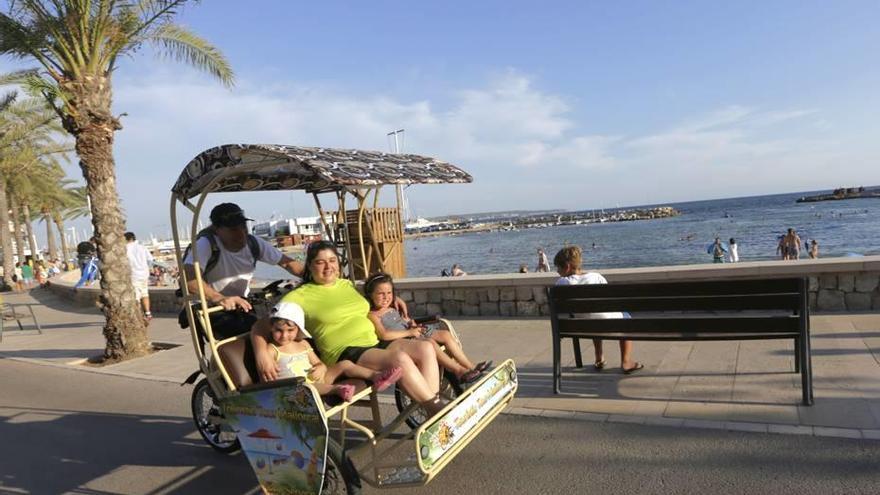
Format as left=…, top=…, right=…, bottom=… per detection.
left=126, top=242, right=154, bottom=282
left=183, top=235, right=282, bottom=297
left=556, top=272, right=624, bottom=319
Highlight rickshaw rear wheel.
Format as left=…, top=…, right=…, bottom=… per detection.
left=323, top=438, right=361, bottom=494
left=191, top=378, right=241, bottom=454
left=394, top=372, right=462, bottom=429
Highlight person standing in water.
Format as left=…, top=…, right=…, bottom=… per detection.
left=536, top=248, right=550, bottom=272
left=728, top=238, right=739, bottom=263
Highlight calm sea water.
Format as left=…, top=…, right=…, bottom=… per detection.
left=257, top=190, right=880, bottom=280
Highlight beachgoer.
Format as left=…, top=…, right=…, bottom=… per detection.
left=784, top=228, right=802, bottom=260
left=12, top=263, right=23, bottom=292
left=554, top=246, right=643, bottom=374
left=182, top=203, right=304, bottom=339
left=451, top=264, right=467, bottom=276
left=74, top=257, right=99, bottom=289
left=519, top=264, right=529, bottom=274
left=364, top=272, right=491, bottom=385
left=728, top=238, right=739, bottom=263
left=709, top=237, right=727, bottom=263
left=125, top=232, right=154, bottom=323
left=809, top=240, right=819, bottom=259
left=265, top=301, right=403, bottom=402
left=777, top=235, right=787, bottom=260
left=20, top=261, right=34, bottom=288
left=251, top=241, right=447, bottom=416
left=536, top=248, right=550, bottom=272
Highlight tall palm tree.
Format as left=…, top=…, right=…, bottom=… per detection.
left=0, top=1, right=234, bottom=359
left=38, top=179, right=79, bottom=261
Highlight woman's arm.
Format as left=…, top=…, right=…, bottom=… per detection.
left=369, top=312, right=420, bottom=341
left=250, top=319, right=280, bottom=382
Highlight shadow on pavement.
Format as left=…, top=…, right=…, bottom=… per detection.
left=0, top=406, right=257, bottom=494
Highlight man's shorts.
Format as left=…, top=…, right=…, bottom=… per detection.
left=133, top=279, right=149, bottom=300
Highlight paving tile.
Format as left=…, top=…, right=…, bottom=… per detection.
left=813, top=426, right=862, bottom=439
left=540, top=409, right=576, bottom=419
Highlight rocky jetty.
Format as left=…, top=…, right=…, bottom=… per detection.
left=797, top=187, right=880, bottom=203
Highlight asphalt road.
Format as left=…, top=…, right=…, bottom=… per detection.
left=1, top=359, right=878, bottom=495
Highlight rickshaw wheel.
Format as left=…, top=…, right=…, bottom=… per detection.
left=394, top=372, right=462, bottom=429
left=191, top=378, right=241, bottom=453
left=323, top=439, right=361, bottom=494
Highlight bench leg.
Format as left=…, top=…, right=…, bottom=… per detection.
left=793, top=337, right=800, bottom=373
left=572, top=338, right=584, bottom=369
left=799, top=336, right=814, bottom=406
left=553, top=336, right=562, bottom=394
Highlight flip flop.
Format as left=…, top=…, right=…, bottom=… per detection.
left=336, top=384, right=356, bottom=402
left=622, top=363, right=644, bottom=375
left=594, top=360, right=606, bottom=371
left=475, top=360, right=494, bottom=373
left=373, top=366, right=403, bottom=392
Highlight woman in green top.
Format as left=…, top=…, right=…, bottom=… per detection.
left=252, top=241, right=445, bottom=414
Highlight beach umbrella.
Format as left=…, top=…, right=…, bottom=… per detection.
left=248, top=428, right=283, bottom=474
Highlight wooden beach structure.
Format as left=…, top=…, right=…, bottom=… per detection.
left=170, top=144, right=472, bottom=280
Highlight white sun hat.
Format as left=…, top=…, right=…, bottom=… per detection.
left=270, top=301, right=311, bottom=338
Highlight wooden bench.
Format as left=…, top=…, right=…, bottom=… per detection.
left=547, top=278, right=813, bottom=405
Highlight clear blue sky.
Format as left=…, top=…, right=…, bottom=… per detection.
left=4, top=1, right=879, bottom=240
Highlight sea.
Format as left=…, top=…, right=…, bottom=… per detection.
left=256, top=189, right=880, bottom=280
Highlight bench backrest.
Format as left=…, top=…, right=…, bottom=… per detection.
left=548, top=277, right=808, bottom=338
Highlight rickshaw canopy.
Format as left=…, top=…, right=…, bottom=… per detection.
left=171, top=144, right=473, bottom=200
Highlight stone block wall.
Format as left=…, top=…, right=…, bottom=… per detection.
left=811, top=273, right=880, bottom=312
left=46, top=256, right=880, bottom=316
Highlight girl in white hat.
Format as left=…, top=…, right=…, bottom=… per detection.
left=267, top=301, right=403, bottom=401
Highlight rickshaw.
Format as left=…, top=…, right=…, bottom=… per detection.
left=170, top=144, right=518, bottom=494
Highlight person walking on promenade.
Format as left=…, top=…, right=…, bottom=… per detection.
left=554, top=245, right=643, bottom=374
left=809, top=240, right=819, bottom=259
left=12, top=263, right=23, bottom=292
left=709, top=237, right=727, bottom=263
left=20, top=261, right=34, bottom=288
left=728, top=238, right=739, bottom=263
left=125, top=232, right=154, bottom=323
left=536, top=248, right=550, bottom=272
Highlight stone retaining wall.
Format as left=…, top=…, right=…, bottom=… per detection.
left=47, top=256, right=880, bottom=316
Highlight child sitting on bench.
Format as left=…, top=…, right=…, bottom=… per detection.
left=266, top=301, right=403, bottom=401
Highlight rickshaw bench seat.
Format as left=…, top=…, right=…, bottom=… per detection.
left=215, top=334, right=362, bottom=407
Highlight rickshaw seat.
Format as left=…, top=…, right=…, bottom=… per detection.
left=217, top=336, right=260, bottom=390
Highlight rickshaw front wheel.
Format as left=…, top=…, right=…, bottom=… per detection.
left=323, top=438, right=361, bottom=494
left=191, top=378, right=241, bottom=454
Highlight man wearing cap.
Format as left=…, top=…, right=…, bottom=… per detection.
left=182, top=202, right=305, bottom=338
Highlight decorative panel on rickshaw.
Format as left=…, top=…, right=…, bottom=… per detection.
left=222, top=382, right=329, bottom=495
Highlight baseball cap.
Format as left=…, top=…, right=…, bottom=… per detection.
left=210, top=203, right=253, bottom=227
left=270, top=301, right=311, bottom=338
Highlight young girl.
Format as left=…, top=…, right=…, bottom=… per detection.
left=267, top=301, right=403, bottom=402
left=364, top=272, right=491, bottom=385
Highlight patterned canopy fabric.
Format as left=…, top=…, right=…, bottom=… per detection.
left=171, top=144, right=473, bottom=199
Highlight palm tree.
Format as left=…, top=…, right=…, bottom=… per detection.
left=0, top=1, right=234, bottom=359
left=55, top=184, right=89, bottom=262
left=39, top=179, right=81, bottom=261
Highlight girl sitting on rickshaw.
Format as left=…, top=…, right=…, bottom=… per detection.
left=251, top=241, right=448, bottom=416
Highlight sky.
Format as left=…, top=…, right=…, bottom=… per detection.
left=3, top=0, right=880, bottom=241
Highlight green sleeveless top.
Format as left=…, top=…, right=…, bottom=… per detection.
left=282, top=279, right=377, bottom=365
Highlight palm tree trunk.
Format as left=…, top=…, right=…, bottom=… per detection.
left=62, top=74, right=149, bottom=360
left=43, top=211, right=58, bottom=260
left=21, top=203, right=38, bottom=260
left=9, top=194, right=26, bottom=264
left=0, top=182, right=14, bottom=287
left=53, top=213, right=69, bottom=263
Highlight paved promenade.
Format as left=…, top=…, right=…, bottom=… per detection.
left=2, top=288, right=879, bottom=440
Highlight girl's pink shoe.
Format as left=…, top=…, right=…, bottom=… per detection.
left=336, top=384, right=356, bottom=402
left=372, top=366, right=403, bottom=392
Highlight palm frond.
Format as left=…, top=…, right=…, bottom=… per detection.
left=147, top=22, right=234, bottom=87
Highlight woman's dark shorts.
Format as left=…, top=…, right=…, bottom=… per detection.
left=338, top=341, right=390, bottom=364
